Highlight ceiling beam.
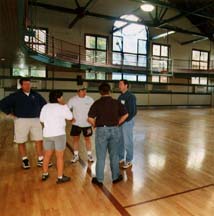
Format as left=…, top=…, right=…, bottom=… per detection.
left=180, top=37, right=208, bottom=45
left=158, top=1, right=214, bottom=27
left=132, top=0, right=214, bottom=20
left=28, top=2, right=209, bottom=38
left=68, top=0, right=95, bottom=29
left=29, top=1, right=154, bottom=26
left=162, top=25, right=208, bottom=38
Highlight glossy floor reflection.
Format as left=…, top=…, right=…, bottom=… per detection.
left=0, top=108, right=213, bottom=216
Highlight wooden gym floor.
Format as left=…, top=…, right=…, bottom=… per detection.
left=0, top=109, right=213, bottom=216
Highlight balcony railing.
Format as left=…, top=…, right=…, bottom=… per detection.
left=24, top=30, right=214, bottom=74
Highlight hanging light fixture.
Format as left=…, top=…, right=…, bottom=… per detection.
left=140, top=3, right=154, bottom=12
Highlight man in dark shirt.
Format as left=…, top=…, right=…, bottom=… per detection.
left=0, top=77, right=48, bottom=169
left=88, top=82, right=128, bottom=185
left=118, top=79, right=137, bottom=169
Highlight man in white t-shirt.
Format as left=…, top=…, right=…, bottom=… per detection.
left=67, top=86, right=94, bottom=163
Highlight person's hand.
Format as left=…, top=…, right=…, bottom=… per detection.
left=7, top=114, right=16, bottom=119
left=70, top=118, right=76, bottom=124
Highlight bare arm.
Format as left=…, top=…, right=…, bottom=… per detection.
left=118, top=113, right=129, bottom=126
left=88, top=117, right=96, bottom=128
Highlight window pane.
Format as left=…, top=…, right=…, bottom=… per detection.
left=97, top=72, right=106, bottom=80
left=152, top=75, right=159, bottom=82
left=200, top=77, right=207, bottom=85
left=191, top=77, right=199, bottom=84
left=112, top=72, right=122, bottom=80
left=200, top=52, right=208, bottom=61
left=153, top=44, right=160, bottom=56
left=114, top=20, right=127, bottom=29
left=86, top=36, right=96, bottom=49
left=38, top=30, right=46, bottom=43
left=138, top=75, right=147, bottom=81
left=161, top=46, right=168, bottom=57
left=97, top=37, right=107, bottom=50
left=138, top=40, right=147, bottom=54
left=123, top=35, right=137, bottom=53
left=138, top=55, right=147, bottom=67
left=86, top=50, right=95, bottom=62
left=12, top=68, right=29, bottom=77
left=123, top=74, right=137, bottom=81
left=38, top=45, right=46, bottom=53
left=200, top=62, right=208, bottom=70
left=112, top=52, right=122, bottom=64
left=160, top=76, right=168, bottom=83
left=31, top=68, right=46, bottom=77
left=192, top=50, right=200, bottom=61
left=124, top=53, right=137, bottom=66
left=192, top=61, right=200, bottom=70
left=96, top=51, right=106, bottom=63
left=24, top=36, right=29, bottom=42
left=113, top=36, right=123, bottom=51
left=86, top=71, right=96, bottom=79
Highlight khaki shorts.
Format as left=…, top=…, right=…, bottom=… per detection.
left=14, top=118, right=43, bottom=143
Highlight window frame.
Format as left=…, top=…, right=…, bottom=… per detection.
left=11, top=66, right=47, bottom=78
left=191, top=49, right=209, bottom=70
left=112, top=21, right=148, bottom=67
left=25, top=27, right=48, bottom=54
left=151, top=43, right=171, bottom=74
left=85, top=34, right=108, bottom=64
left=152, top=43, right=170, bottom=58
left=191, top=76, right=208, bottom=85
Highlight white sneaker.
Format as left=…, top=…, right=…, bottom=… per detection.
left=71, top=155, right=79, bottom=163
left=88, top=154, right=94, bottom=162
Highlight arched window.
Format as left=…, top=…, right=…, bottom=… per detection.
left=112, top=14, right=148, bottom=67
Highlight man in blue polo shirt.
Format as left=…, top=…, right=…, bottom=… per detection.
left=0, top=77, right=48, bottom=169
left=118, top=79, right=137, bottom=169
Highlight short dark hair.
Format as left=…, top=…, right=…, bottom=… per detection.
left=120, top=79, right=129, bottom=88
left=19, top=77, right=31, bottom=85
left=98, top=82, right=111, bottom=95
left=49, top=90, right=63, bottom=103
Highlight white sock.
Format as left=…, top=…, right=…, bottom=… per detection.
left=58, top=176, right=62, bottom=179
left=22, top=156, right=28, bottom=160
left=74, top=151, right=79, bottom=155
left=38, top=156, right=44, bottom=161
left=87, top=151, right=92, bottom=155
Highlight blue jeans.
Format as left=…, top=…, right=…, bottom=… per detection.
left=95, top=126, right=120, bottom=182
left=119, top=118, right=134, bottom=163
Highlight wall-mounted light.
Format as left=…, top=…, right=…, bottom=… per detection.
left=140, top=3, right=154, bottom=12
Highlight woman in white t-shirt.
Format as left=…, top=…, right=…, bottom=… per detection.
left=40, top=90, right=73, bottom=184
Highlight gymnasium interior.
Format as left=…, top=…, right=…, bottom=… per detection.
left=0, top=0, right=213, bottom=215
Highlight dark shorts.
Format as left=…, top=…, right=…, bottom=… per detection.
left=70, top=125, right=93, bottom=137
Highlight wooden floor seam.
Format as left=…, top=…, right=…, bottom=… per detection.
left=123, top=184, right=214, bottom=209
left=67, top=143, right=213, bottom=214
left=66, top=143, right=131, bottom=216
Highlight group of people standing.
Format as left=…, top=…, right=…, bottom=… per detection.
left=0, top=77, right=136, bottom=185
